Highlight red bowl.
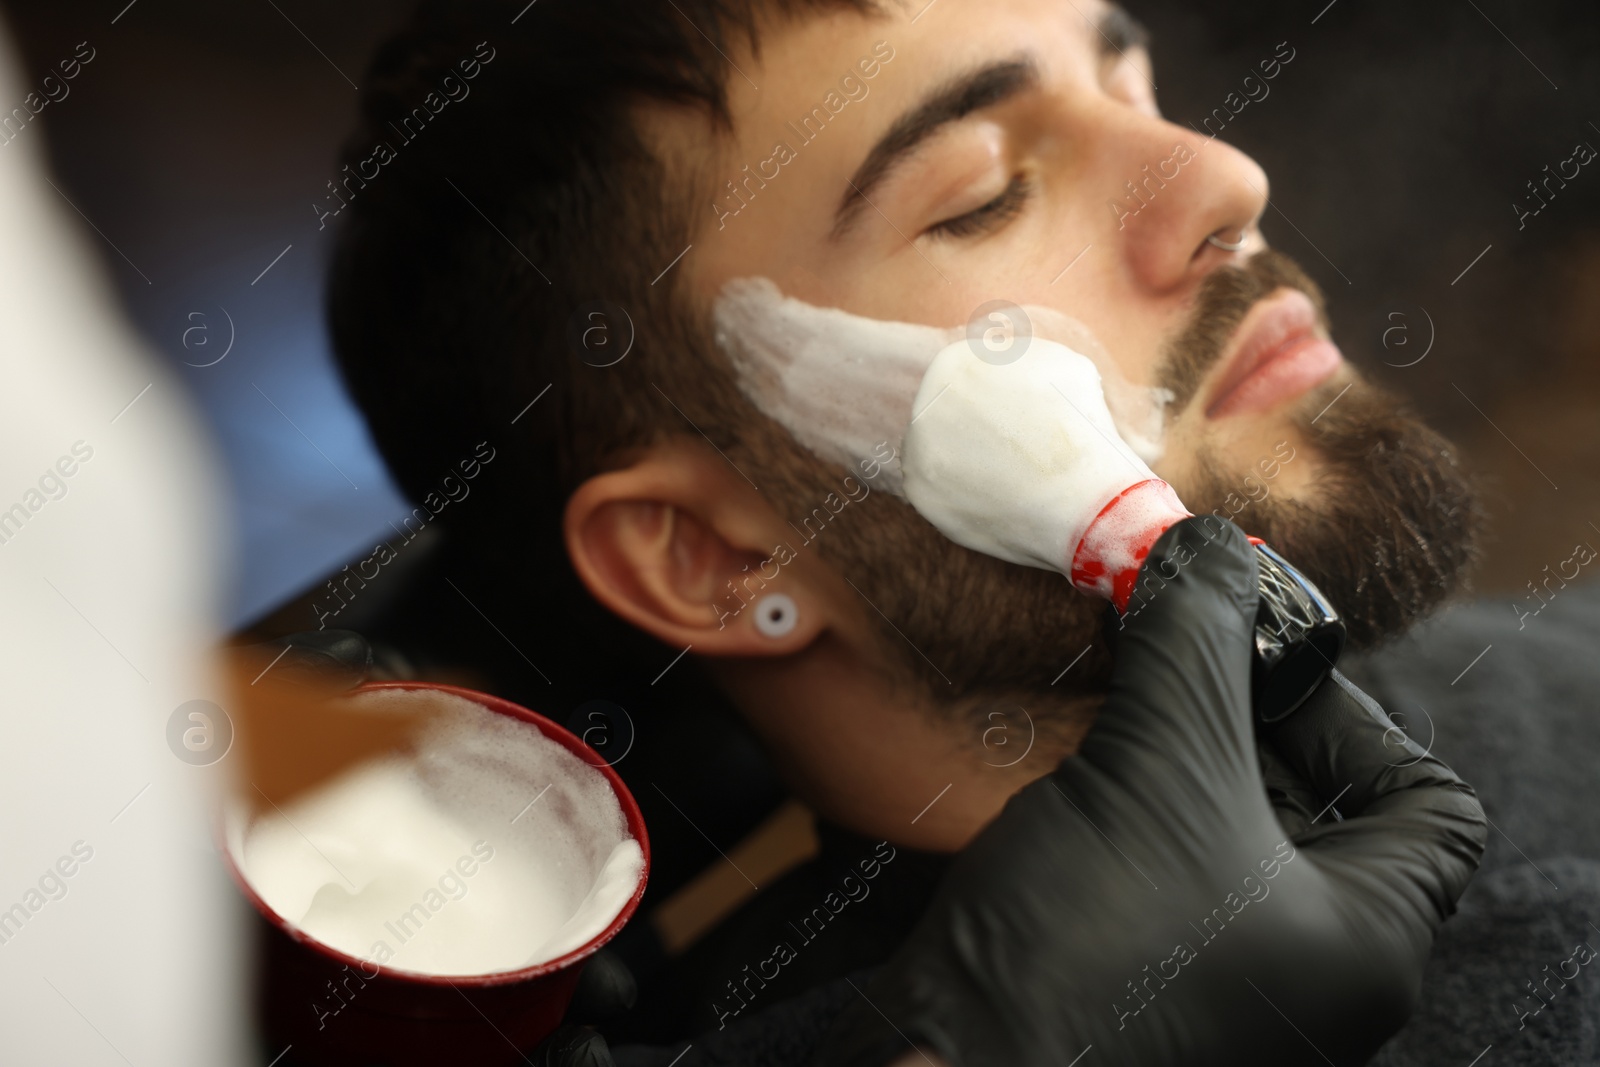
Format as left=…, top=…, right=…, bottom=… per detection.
left=219, top=681, right=650, bottom=1067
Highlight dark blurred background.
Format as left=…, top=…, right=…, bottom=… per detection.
left=3, top=0, right=415, bottom=625
left=1143, top=0, right=1600, bottom=597
left=4, top=0, right=1595, bottom=625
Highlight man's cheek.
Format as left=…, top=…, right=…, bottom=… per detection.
left=839, top=75, right=869, bottom=102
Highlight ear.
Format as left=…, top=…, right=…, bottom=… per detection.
left=563, top=438, right=827, bottom=656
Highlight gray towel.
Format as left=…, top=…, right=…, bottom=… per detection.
left=1345, top=578, right=1600, bottom=1065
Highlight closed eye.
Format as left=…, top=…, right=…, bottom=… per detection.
left=926, top=175, right=1032, bottom=239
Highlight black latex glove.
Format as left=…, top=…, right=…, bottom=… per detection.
left=815, top=517, right=1488, bottom=1067
left=242, top=628, right=408, bottom=690
left=528, top=949, right=637, bottom=1066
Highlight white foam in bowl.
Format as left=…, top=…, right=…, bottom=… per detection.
left=226, top=689, right=644, bottom=977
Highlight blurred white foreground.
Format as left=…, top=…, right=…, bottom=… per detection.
left=0, top=16, right=247, bottom=1066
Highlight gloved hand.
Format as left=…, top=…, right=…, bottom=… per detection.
left=237, top=627, right=407, bottom=690
left=815, top=517, right=1487, bottom=1067
left=527, top=949, right=638, bottom=1066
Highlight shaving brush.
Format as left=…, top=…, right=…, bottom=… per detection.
left=901, top=338, right=1344, bottom=722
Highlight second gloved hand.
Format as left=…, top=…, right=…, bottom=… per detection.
left=816, top=518, right=1487, bottom=1067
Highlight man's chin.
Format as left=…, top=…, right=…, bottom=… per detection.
left=1187, top=375, right=1487, bottom=649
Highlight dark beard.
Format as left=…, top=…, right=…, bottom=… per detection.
left=1158, top=249, right=1487, bottom=650
left=1189, top=378, right=1487, bottom=650
left=726, top=250, right=1486, bottom=712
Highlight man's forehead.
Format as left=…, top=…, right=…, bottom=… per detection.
left=641, top=0, right=1126, bottom=157
left=728, top=0, right=1122, bottom=110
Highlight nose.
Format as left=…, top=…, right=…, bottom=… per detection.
left=1092, top=107, right=1269, bottom=294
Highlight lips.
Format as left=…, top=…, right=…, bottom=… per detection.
left=1205, top=289, right=1343, bottom=419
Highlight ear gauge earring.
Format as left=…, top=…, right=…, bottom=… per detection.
left=753, top=593, right=799, bottom=638
left=1206, top=229, right=1249, bottom=252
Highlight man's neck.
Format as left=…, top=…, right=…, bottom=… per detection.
left=713, top=631, right=1095, bottom=852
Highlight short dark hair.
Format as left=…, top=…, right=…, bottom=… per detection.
left=325, top=0, right=888, bottom=695
left=328, top=0, right=870, bottom=532
left=325, top=0, right=878, bottom=695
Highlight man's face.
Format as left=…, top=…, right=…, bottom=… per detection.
left=648, top=0, right=1480, bottom=705
left=684, top=0, right=1313, bottom=494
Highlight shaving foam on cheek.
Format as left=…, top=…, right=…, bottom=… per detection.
left=901, top=339, right=1190, bottom=608
left=711, top=279, right=1173, bottom=486
left=713, top=277, right=959, bottom=495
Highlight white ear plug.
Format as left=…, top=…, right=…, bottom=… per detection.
left=753, top=593, right=798, bottom=638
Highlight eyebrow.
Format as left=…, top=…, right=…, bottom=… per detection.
left=830, top=5, right=1151, bottom=239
